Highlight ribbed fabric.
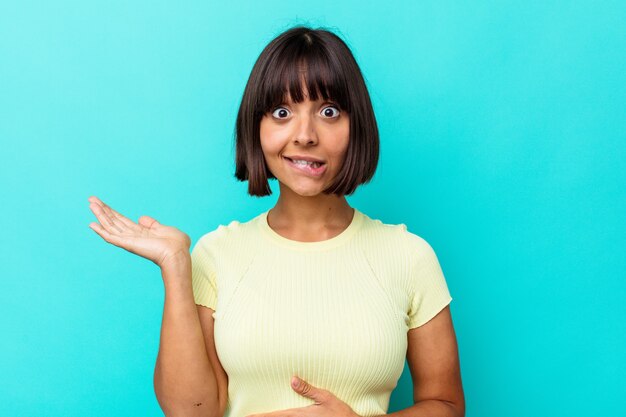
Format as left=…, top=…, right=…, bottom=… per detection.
left=190, top=208, right=452, bottom=417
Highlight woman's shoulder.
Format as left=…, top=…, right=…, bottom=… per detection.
left=195, top=211, right=263, bottom=248
left=358, top=210, right=437, bottom=258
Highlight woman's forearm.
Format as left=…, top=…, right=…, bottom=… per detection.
left=377, top=399, right=464, bottom=417
left=153, top=255, right=220, bottom=417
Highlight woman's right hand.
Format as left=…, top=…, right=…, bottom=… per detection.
left=87, top=196, right=191, bottom=269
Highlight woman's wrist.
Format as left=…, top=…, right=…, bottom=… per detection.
left=160, top=253, right=193, bottom=296
left=159, top=248, right=191, bottom=270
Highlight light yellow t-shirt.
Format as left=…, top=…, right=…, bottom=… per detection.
left=191, top=208, right=452, bottom=417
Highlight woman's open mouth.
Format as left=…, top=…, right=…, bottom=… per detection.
left=283, top=157, right=327, bottom=176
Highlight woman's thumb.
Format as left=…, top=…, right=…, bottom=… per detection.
left=138, top=215, right=160, bottom=229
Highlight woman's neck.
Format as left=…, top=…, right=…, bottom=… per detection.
left=267, top=184, right=354, bottom=242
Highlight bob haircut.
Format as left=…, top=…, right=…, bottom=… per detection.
left=234, top=26, right=379, bottom=196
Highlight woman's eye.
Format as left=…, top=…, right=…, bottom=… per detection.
left=271, top=107, right=290, bottom=119
left=321, top=106, right=340, bottom=118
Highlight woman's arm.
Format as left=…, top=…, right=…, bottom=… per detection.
left=246, top=305, right=464, bottom=417
left=382, top=305, right=464, bottom=417
left=86, top=196, right=224, bottom=417
left=154, top=255, right=226, bottom=417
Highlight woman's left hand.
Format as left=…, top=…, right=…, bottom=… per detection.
left=246, top=376, right=361, bottom=417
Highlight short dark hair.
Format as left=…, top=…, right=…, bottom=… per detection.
left=234, top=26, right=379, bottom=197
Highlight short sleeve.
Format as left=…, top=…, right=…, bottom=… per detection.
left=406, top=234, right=453, bottom=329
left=190, top=235, right=218, bottom=310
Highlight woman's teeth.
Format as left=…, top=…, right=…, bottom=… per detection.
left=292, top=159, right=322, bottom=168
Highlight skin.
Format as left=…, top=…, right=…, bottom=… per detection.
left=87, top=86, right=464, bottom=417
left=87, top=199, right=226, bottom=417
left=259, top=89, right=355, bottom=241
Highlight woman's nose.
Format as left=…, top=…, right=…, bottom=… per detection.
left=293, top=114, right=318, bottom=145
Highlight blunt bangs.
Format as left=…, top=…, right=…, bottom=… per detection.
left=257, top=42, right=351, bottom=115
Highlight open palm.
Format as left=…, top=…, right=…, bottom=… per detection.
left=87, top=196, right=191, bottom=268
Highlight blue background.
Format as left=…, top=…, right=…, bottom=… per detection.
left=1, top=1, right=624, bottom=416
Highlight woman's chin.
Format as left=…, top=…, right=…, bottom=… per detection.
left=280, top=183, right=325, bottom=198
left=293, top=188, right=323, bottom=198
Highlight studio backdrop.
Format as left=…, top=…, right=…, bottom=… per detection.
left=0, top=1, right=624, bottom=416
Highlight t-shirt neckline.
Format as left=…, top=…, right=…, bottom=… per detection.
left=257, top=208, right=364, bottom=251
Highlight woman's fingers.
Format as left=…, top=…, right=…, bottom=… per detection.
left=88, top=221, right=125, bottom=247
left=88, top=196, right=141, bottom=236
left=90, top=201, right=123, bottom=234
left=87, top=196, right=191, bottom=266
left=91, top=196, right=138, bottom=231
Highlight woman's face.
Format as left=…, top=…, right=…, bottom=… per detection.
left=260, top=90, right=350, bottom=197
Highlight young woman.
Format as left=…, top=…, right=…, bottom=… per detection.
left=88, top=26, right=464, bottom=417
